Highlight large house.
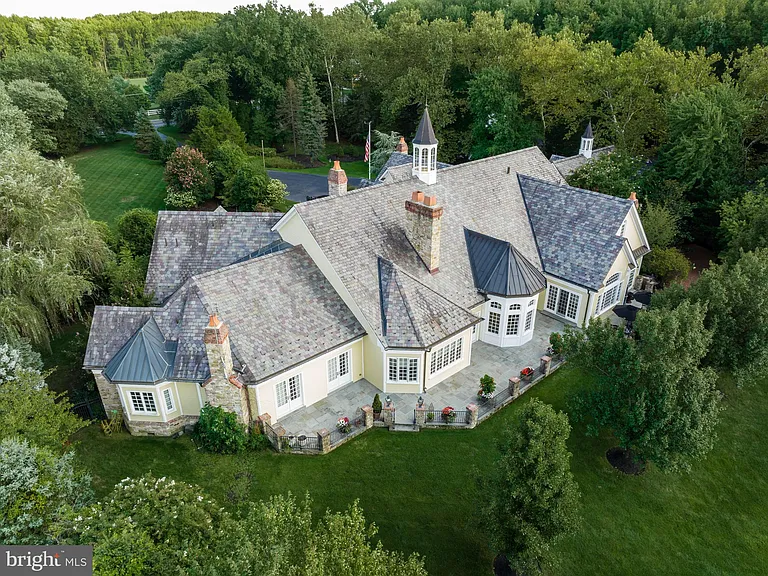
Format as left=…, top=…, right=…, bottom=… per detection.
left=84, top=109, right=649, bottom=435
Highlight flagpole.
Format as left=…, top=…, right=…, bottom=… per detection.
left=367, top=121, right=372, bottom=181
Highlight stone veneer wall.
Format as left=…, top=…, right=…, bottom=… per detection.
left=92, top=371, right=122, bottom=413
left=202, top=380, right=250, bottom=424
left=125, top=414, right=198, bottom=436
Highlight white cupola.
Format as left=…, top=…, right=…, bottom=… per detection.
left=412, top=106, right=438, bottom=186
left=579, top=120, right=594, bottom=159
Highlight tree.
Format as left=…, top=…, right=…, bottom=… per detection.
left=103, top=248, right=153, bottom=307
left=567, top=151, right=642, bottom=198
left=0, top=80, right=32, bottom=152
left=134, top=113, right=157, bottom=154
left=0, top=146, right=109, bottom=346
left=641, top=201, right=680, bottom=250
left=116, top=208, right=158, bottom=257
left=210, top=140, right=248, bottom=190
left=468, top=67, right=540, bottom=159
left=163, top=145, right=213, bottom=209
left=298, top=67, right=327, bottom=160
left=644, top=247, right=691, bottom=285
left=0, top=369, right=86, bottom=451
left=5, top=79, right=67, bottom=153
left=565, top=301, right=721, bottom=471
left=370, top=130, right=401, bottom=173
left=720, top=185, right=768, bottom=259
left=0, top=438, right=92, bottom=545
left=277, top=78, right=301, bottom=156
left=223, top=160, right=286, bottom=211
left=479, top=399, right=580, bottom=574
left=188, top=105, right=247, bottom=158
left=160, top=138, right=178, bottom=164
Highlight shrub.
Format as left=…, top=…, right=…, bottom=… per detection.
left=163, top=145, right=213, bottom=208
left=194, top=403, right=247, bottom=454
left=478, top=374, right=496, bottom=399
left=644, top=247, right=691, bottom=285
left=148, top=132, right=164, bottom=160
left=264, top=156, right=303, bottom=169
left=210, top=140, right=248, bottom=190
left=372, top=393, right=382, bottom=413
left=246, top=431, right=272, bottom=451
left=160, top=138, right=177, bottom=164
left=115, top=208, right=157, bottom=257
left=549, top=332, right=564, bottom=355
left=245, top=144, right=277, bottom=157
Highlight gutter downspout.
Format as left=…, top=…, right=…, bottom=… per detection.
left=583, top=291, right=592, bottom=328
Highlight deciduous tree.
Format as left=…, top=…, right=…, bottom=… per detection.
left=5, top=79, right=67, bottom=153
left=163, top=145, right=213, bottom=209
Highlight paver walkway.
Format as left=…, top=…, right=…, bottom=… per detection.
left=277, top=314, right=565, bottom=436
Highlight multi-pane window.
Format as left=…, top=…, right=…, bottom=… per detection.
left=619, top=220, right=627, bottom=236
left=327, top=350, right=351, bottom=386
left=546, top=286, right=579, bottom=321
left=506, top=313, right=520, bottom=335
left=276, top=375, right=302, bottom=411
left=430, top=148, right=436, bottom=170
left=129, top=391, right=157, bottom=414
left=525, top=310, right=534, bottom=331
left=420, top=147, right=428, bottom=170
left=163, top=388, right=174, bottom=412
left=430, top=337, right=463, bottom=375
left=599, top=273, right=622, bottom=312
left=388, top=357, right=419, bottom=383
left=626, top=269, right=636, bottom=294
left=488, top=301, right=501, bottom=334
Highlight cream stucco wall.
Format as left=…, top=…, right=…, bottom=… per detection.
left=363, top=334, right=385, bottom=388
left=117, top=381, right=203, bottom=422
left=254, top=338, right=363, bottom=424
left=592, top=247, right=634, bottom=320
left=425, top=328, right=473, bottom=390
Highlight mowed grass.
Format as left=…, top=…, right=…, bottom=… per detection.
left=74, top=367, right=768, bottom=575
left=269, top=159, right=370, bottom=179
left=67, top=137, right=167, bottom=224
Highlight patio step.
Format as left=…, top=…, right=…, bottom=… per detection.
left=391, top=423, right=419, bottom=432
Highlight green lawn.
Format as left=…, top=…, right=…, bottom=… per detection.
left=269, top=160, right=371, bottom=179
left=73, top=368, right=768, bottom=575
left=67, top=137, right=167, bottom=224
left=157, top=124, right=188, bottom=143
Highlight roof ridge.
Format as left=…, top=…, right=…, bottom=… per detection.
left=393, top=268, right=425, bottom=347
left=518, top=173, right=633, bottom=207
left=156, top=210, right=281, bottom=218
left=551, top=145, right=615, bottom=164
left=190, top=244, right=304, bottom=284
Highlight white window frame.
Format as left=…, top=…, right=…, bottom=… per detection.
left=275, top=374, right=304, bottom=417
left=524, top=309, right=534, bottom=331
left=388, top=357, right=419, bottom=384
left=618, top=219, right=627, bottom=237
left=162, top=388, right=175, bottom=412
left=598, top=272, right=623, bottom=313
left=545, top=285, right=580, bottom=321
left=429, top=336, right=464, bottom=377
left=129, top=391, right=157, bottom=415
left=327, top=349, right=352, bottom=391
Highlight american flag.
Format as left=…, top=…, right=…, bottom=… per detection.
left=364, top=131, right=371, bottom=162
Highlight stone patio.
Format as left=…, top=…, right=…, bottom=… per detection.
left=277, top=314, right=565, bottom=435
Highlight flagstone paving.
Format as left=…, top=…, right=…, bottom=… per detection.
left=277, top=314, right=565, bottom=436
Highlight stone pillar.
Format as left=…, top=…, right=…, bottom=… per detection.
left=405, top=191, right=443, bottom=274
left=256, top=413, right=272, bottom=434
left=466, top=403, right=478, bottom=429
left=362, top=405, right=373, bottom=429
left=509, top=377, right=521, bottom=399
left=92, top=370, right=122, bottom=415
left=382, top=403, right=396, bottom=427
left=540, top=355, right=552, bottom=377
left=203, top=314, right=251, bottom=425
left=414, top=405, right=427, bottom=427
left=327, top=160, right=348, bottom=196
left=318, top=428, right=331, bottom=454
left=274, top=424, right=286, bottom=452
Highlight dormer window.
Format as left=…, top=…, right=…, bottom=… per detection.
left=618, top=219, right=626, bottom=237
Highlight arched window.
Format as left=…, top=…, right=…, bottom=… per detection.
left=421, top=147, right=428, bottom=171
left=509, top=304, right=521, bottom=310
left=490, top=302, right=501, bottom=309
left=598, top=272, right=623, bottom=312
left=430, top=147, right=436, bottom=170
left=488, top=301, right=501, bottom=334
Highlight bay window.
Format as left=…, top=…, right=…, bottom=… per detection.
left=388, top=357, right=419, bottom=384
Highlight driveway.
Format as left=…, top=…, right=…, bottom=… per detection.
left=268, top=170, right=364, bottom=203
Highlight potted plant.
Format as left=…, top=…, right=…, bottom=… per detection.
left=336, top=416, right=351, bottom=434
left=478, top=374, right=496, bottom=401
left=442, top=406, right=456, bottom=423
left=520, top=366, right=534, bottom=382
left=372, top=393, right=382, bottom=419
left=548, top=332, right=564, bottom=359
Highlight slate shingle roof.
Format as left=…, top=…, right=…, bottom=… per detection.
left=550, top=145, right=615, bottom=177
left=295, top=147, right=564, bottom=348
left=376, top=152, right=450, bottom=183
left=86, top=245, right=364, bottom=383
left=378, top=257, right=480, bottom=348
left=519, top=175, right=632, bottom=291
left=145, top=211, right=282, bottom=302
left=464, top=229, right=547, bottom=297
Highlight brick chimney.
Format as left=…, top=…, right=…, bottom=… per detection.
left=395, top=136, right=408, bottom=154
left=328, top=160, right=347, bottom=196
left=629, top=191, right=640, bottom=210
left=202, top=314, right=250, bottom=425
left=405, top=191, right=443, bottom=274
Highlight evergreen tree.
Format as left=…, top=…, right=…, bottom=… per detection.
left=276, top=78, right=301, bottom=157
left=480, top=399, right=580, bottom=573
left=298, top=67, right=326, bottom=161
left=370, top=130, right=400, bottom=173
left=134, top=113, right=156, bottom=154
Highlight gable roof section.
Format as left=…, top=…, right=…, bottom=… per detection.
left=104, top=317, right=176, bottom=383
left=378, top=257, right=479, bottom=348
left=376, top=152, right=451, bottom=183
left=519, top=175, right=631, bottom=291
left=464, top=229, right=547, bottom=297
left=145, top=211, right=282, bottom=303
left=295, top=147, right=564, bottom=348
left=551, top=145, right=614, bottom=177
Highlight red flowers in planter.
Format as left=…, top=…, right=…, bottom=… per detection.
left=520, top=367, right=534, bottom=378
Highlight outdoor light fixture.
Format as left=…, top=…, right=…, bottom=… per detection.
left=418, top=395, right=424, bottom=407
left=385, top=394, right=392, bottom=406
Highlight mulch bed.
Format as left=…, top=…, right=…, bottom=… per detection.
left=606, top=447, right=646, bottom=475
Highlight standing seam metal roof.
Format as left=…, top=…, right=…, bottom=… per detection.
left=103, top=317, right=176, bottom=383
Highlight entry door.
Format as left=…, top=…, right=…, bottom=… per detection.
left=327, top=350, right=352, bottom=391
left=275, top=374, right=304, bottom=418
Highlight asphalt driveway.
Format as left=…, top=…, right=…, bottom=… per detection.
left=268, top=170, right=364, bottom=202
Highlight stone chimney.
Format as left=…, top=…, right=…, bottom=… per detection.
left=395, top=136, right=408, bottom=154
left=629, top=191, right=640, bottom=210
left=202, top=314, right=250, bottom=425
left=405, top=191, right=443, bottom=274
left=328, top=160, right=347, bottom=196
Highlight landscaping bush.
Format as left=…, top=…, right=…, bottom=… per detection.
left=478, top=374, right=496, bottom=399
left=247, top=431, right=272, bottom=451
left=644, top=247, right=691, bottom=285
left=372, top=393, right=382, bottom=415
left=163, top=145, right=213, bottom=209
left=549, top=332, right=564, bottom=355
left=160, top=138, right=177, bottom=164
left=194, top=403, right=248, bottom=454
left=115, top=208, right=157, bottom=257
left=264, top=156, right=303, bottom=170
left=245, top=144, right=277, bottom=157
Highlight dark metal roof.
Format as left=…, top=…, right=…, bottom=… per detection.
left=412, top=106, right=437, bottom=146
left=632, top=245, right=651, bottom=259
left=464, top=229, right=547, bottom=297
left=582, top=121, right=593, bottom=139
left=104, top=317, right=176, bottom=383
